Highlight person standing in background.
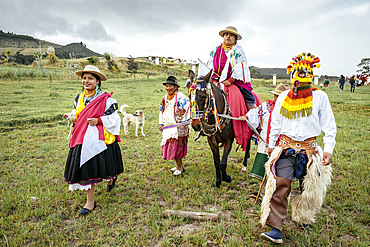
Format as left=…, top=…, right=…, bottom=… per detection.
left=338, top=75, right=345, bottom=91
left=349, top=74, right=356, bottom=92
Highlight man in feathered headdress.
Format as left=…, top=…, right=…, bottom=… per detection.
left=259, top=52, right=337, bottom=244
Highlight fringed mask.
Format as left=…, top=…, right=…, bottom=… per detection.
left=281, top=52, right=321, bottom=119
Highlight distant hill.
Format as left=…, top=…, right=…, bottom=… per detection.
left=54, top=43, right=101, bottom=59
left=249, top=66, right=289, bottom=79
left=0, top=31, right=62, bottom=49
left=0, top=31, right=102, bottom=60
left=250, top=66, right=287, bottom=76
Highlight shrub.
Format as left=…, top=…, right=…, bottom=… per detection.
left=87, top=56, right=99, bottom=65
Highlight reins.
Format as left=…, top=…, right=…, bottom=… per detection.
left=190, top=81, right=266, bottom=144
left=190, top=81, right=230, bottom=137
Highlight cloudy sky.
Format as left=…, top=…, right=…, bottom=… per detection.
left=1, top=0, right=369, bottom=76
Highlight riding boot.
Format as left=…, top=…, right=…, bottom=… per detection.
left=265, top=177, right=291, bottom=231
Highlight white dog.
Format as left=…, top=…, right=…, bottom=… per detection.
left=119, top=104, right=145, bottom=136
left=62, top=110, right=76, bottom=139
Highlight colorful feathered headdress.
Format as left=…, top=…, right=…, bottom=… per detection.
left=287, top=52, right=320, bottom=78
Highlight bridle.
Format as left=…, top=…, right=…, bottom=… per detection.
left=190, top=81, right=231, bottom=137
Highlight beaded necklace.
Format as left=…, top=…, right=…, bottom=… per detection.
left=85, top=89, right=96, bottom=98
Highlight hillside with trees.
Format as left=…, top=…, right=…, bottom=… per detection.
left=0, top=31, right=102, bottom=61
left=0, top=31, right=61, bottom=49
left=54, top=43, right=101, bottom=59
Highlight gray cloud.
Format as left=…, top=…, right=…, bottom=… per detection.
left=0, top=0, right=369, bottom=75
left=75, top=20, right=115, bottom=42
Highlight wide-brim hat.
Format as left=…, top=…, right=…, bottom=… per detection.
left=219, top=26, right=242, bottom=40
left=269, top=83, right=290, bottom=95
left=75, top=65, right=107, bottom=81
left=163, top=76, right=179, bottom=87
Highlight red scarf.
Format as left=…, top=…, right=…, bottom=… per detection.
left=211, top=44, right=232, bottom=80
left=70, top=93, right=115, bottom=148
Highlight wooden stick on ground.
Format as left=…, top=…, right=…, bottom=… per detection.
left=161, top=210, right=218, bottom=221
left=255, top=172, right=267, bottom=204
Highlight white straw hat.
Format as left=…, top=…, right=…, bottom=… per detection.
left=219, top=26, right=242, bottom=40
left=75, top=65, right=107, bottom=81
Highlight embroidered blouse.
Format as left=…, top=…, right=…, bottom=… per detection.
left=207, top=44, right=251, bottom=85
left=159, top=91, right=190, bottom=145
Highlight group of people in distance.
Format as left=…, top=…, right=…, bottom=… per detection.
left=338, top=73, right=368, bottom=92
left=62, top=26, right=337, bottom=244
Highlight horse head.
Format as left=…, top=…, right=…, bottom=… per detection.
left=190, top=70, right=212, bottom=132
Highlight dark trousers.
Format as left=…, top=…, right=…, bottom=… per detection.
left=350, top=83, right=355, bottom=92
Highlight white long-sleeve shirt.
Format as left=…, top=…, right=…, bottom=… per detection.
left=268, top=89, right=337, bottom=154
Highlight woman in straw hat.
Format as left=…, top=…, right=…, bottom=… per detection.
left=206, top=26, right=260, bottom=153
left=159, top=76, right=190, bottom=175
left=63, top=65, right=123, bottom=215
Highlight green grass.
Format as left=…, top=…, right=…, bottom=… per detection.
left=0, top=78, right=369, bottom=246
left=0, top=61, right=191, bottom=82
left=0, top=47, right=49, bottom=56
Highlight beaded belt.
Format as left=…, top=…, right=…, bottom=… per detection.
left=278, top=135, right=318, bottom=156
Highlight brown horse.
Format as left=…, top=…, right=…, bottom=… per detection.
left=190, top=71, right=251, bottom=188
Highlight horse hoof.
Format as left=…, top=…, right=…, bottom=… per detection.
left=215, top=178, right=222, bottom=188
left=222, top=175, right=232, bottom=183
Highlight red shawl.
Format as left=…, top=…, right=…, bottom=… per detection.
left=70, top=93, right=113, bottom=148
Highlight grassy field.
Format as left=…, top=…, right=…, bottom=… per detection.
left=0, top=47, right=49, bottom=56
left=0, top=75, right=369, bottom=246
left=0, top=59, right=191, bottom=82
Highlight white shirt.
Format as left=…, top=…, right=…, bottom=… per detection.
left=268, top=89, right=337, bottom=154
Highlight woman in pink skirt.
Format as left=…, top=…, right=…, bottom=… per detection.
left=159, top=76, right=190, bottom=175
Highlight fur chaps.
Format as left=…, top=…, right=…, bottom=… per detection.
left=260, top=145, right=332, bottom=227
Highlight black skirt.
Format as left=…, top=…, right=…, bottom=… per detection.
left=64, top=140, right=124, bottom=185
left=235, top=84, right=255, bottom=105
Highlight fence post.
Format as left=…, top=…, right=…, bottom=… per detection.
left=314, top=75, right=318, bottom=86
left=273, top=74, right=276, bottom=85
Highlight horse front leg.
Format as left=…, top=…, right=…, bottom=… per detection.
left=220, top=140, right=233, bottom=184
left=207, top=137, right=222, bottom=188
left=242, top=139, right=251, bottom=169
